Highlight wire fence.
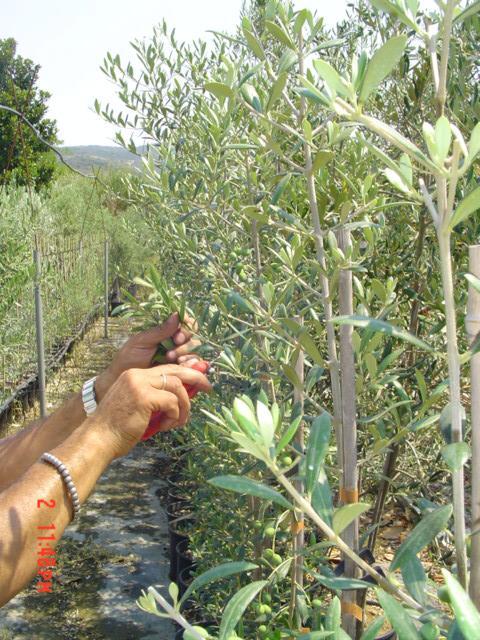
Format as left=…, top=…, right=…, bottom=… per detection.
left=0, top=234, right=108, bottom=412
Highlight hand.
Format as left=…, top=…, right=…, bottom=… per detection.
left=91, top=365, right=212, bottom=458
left=96, top=312, right=201, bottom=398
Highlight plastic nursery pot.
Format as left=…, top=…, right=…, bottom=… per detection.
left=169, top=515, right=195, bottom=582
left=178, top=563, right=198, bottom=598
left=167, top=489, right=191, bottom=507
left=167, top=475, right=197, bottom=493
left=176, top=538, right=196, bottom=579
left=167, top=501, right=192, bottom=524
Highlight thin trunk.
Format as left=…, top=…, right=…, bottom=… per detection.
left=437, top=229, right=468, bottom=588
left=289, top=322, right=305, bottom=626
left=434, top=0, right=467, bottom=589
left=246, top=157, right=271, bottom=579
left=467, top=245, right=480, bottom=607
left=297, top=36, right=343, bottom=479
left=337, top=229, right=360, bottom=638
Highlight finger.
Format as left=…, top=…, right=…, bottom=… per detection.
left=148, top=390, right=180, bottom=424
left=155, top=375, right=190, bottom=426
left=166, top=339, right=202, bottom=362
left=177, top=355, right=200, bottom=365
left=133, top=313, right=181, bottom=347
left=172, top=313, right=199, bottom=345
left=173, top=330, right=188, bottom=346
left=172, top=377, right=190, bottom=425
left=148, top=364, right=212, bottom=393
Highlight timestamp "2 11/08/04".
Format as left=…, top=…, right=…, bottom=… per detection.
left=36, top=498, right=57, bottom=593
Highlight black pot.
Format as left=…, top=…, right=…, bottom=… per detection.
left=168, top=516, right=195, bottom=582
left=167, top=476, right=196, bottom=495
left=167, top=501, right=192, bottom=523
left=167, top=489, right=191, bottom=507
left=178, top=563, right=198, bottom=597
left=176, top=538, right=196, bottom=580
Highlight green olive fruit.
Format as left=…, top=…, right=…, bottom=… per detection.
left=258, top=625, right=268, bottom=636
left=263, top=548, right=275, bottom=559
left=312, top=599, right=323, bottom=609
left=437, top=585, right=451, bottom=604
left=263, top=593, right=272, bottom=604
left=281, top=455, right=293, bottom=467
left=264, top=527, right=275, bottom=538
left=184, top=626, right=209, bottom=640
left=420, top=622, right=440, bottom=640
left=271, top=553, right=283, bottom=566
left=253, top=521, right=263, bottom=530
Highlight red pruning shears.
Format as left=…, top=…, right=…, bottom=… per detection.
left=141, top=359, right=210, bottom=440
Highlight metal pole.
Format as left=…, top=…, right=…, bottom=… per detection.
left=104, top=239, right=109, bottom=339
left=467, top=245, right=480, bottom=608
left=33, top=248, right=47, bottom=417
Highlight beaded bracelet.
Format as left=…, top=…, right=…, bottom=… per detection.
left=40, top=452, right=81, bottom=521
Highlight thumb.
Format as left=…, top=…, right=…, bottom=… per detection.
left=137, top=313, right=181, bottom=346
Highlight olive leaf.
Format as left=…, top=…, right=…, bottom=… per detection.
left=390, top=504, right=453, bottom=571
left=441, top=570, right=480, bottom=640
left=333, top=315, right=434, bottom=352
left=359, top=35, right=407, bottom=103
left=218, top=580, right=268, bottom=640
left=205, top=82, right=234, bottom=100
left=376, top=590, right=421, bottom=640
left=449, top=186, right=480, bottom=230
left=208, top=475, right=293, bottom=510
left=305, top=412, right=332, bottom=494
left=180, top=561, right=258, bottom=606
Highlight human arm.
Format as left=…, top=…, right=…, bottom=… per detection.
left=0, top=364, right=211, bottom=606
left=0, top=312, right=200, bottom=491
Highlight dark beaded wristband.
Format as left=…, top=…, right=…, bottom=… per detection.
left=40, top=452, right=81, bottom=520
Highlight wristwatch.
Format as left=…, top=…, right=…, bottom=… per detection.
left=81, top=376, right=98, bottom=415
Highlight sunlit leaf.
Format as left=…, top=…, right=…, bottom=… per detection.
left=332, top=503, right=370, bottom=535
left=441, top=570, right=480, bottom=640
left=305, top=413, right=332, bottom=494
left=180, top=561, right=258, bottom=606
left=219, top=580, right=268, bottom=640
left=333, top=315, right=433, bottom=352
left=449, top=186, right=480, bottom=230
left=359, top=36, right=407, bottom=103
left=208, top=475, right=293, bottom=509
left=377, top=590, right=421, bottom=640
left=205, top=82, right=234, bottom=100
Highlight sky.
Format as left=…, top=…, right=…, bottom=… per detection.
left=1, top=0, right=435, bottom=147
left=1, top=0, right=355, bottom=146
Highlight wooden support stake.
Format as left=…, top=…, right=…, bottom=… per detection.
left=467, top=244, right=480, bottom=608
left=337, top=228, right=359, bottom=638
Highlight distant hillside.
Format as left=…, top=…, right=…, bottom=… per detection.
left=60, top=145, right=144, bottom=172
